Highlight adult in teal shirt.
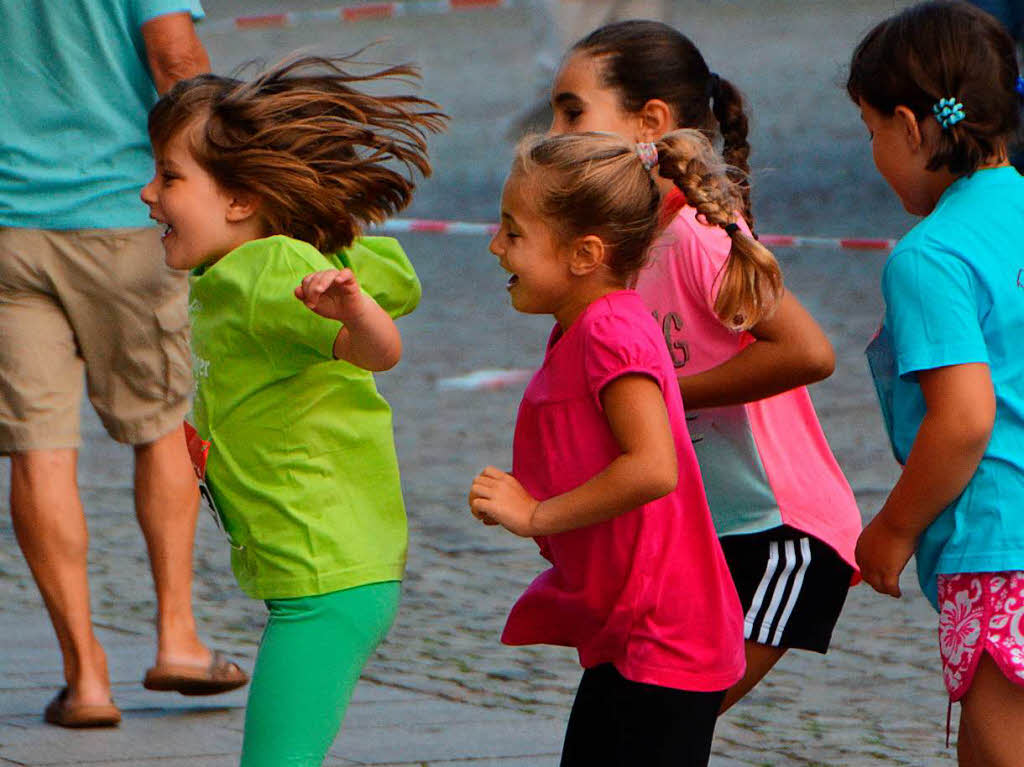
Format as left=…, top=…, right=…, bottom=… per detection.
left=0, top=0, right=246, bottom=729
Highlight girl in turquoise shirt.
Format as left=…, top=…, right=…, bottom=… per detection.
left=141, top=60, right=445, bottom=766
left=848, top=3, right=1024, bottom=763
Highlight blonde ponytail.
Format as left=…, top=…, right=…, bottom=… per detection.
left=656, top=129, right=782, bottom=331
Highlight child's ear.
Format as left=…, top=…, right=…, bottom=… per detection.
left=638, top=99, right=673, bottom=142
left=225, top=191, right=261, bottom=224
left=894, top=105, right=925, bottom=152
left=569, top=235, right=606, bottom=276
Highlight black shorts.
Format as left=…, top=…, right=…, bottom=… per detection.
left=719, top=525, right=853, bottom=654
left=560, top=664, right=725, bottom=767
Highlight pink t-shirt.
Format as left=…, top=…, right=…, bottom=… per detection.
left=635, top=192, right=861, bottom=573
left=501, top=290, right=746, bottom=693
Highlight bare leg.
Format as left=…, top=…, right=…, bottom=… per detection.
left=958, top=652, right=1024, bottom=766
left=956, top=706, right=978, bottom=767
left=719, top=640, right=788, bottom=714
left=133, top=425, right=210, bottom=668
left=9, top=449, right=112, bottom=707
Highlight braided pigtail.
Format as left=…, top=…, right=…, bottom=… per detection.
left=710, top=75, right=754, bottom=231
left=656, top=129, right=782, bottom=331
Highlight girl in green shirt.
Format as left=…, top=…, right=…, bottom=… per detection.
left=140, top=58, right=445, bottom=766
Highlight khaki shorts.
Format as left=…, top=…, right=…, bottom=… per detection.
left=0, top=227, right=192, bottom=450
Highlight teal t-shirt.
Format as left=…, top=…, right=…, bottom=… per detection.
left=0, top=0, right=203, bottom=229
left=189, top=235, right=421, bottom=599
left=866, top=166, right=1024, bottom=609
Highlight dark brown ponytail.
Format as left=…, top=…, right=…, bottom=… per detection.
left=847, top=1, right=1020, bottom=175
left=711, top=75, right=753, bottom=230
left=574, top=20, right=755, bottom=227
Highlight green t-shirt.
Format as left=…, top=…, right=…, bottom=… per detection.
left=189, top=234, right=420, bottom=599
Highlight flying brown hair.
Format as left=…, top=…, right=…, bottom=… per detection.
left=148, top=54, right=447, bottom=253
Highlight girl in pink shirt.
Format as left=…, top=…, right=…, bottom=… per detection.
left=469, top=132, right=744, bottom=766
left=547, top=20, right=863, bottom=713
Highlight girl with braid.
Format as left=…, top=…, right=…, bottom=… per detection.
left=470, top=131, right=744, bottom=766
left=849, top=3, right=1024, bottom=761
left=141, top=57, right=445, bottom=766
left=547, top=21, right=862, bottom=712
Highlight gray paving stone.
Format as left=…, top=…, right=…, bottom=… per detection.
left=342, top=700, right=543, bottom=730
left=0, top=713, right=242, bottom=765
left=379, top=760, right=557, bottom=767
left=330, top=718, right=565, bottom=765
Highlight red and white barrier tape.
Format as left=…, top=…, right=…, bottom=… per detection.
left=374, top=218, right=896, bottom=251
left=758, top=234, right=896, bottom=251
left=201, top=0, right=511, bottom=35
left=198, top=6, right=898, bottom=255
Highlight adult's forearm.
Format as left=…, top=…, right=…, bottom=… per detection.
left=142, top=12, right=211, bottom=94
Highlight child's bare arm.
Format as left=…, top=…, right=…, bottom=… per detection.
left=295, top=269, right=402, bottom=371
left=469, top=374, right=678, bottom=537
left=856, top=362, right=994, bottom=597
left=678, top=291, right=835, bottom=409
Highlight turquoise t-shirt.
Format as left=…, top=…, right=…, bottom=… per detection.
left=0, top=0, right=204, bottom=229
left=866, top=166, right=1024, bottom=609
left=189, top=235, right=421, bottom=599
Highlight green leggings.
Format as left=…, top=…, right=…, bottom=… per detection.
left=240, top=581, right=401, bottom=767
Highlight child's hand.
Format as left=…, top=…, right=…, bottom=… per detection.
left=467, top=487, right=499, bottom=527
left=855, top=514, right=917, bottom=598
left=469, top=466, right=540, bottom=537
left=295, top=268, right=366, bottom=324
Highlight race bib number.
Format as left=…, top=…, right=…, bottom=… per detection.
left=183, top=421, right=226, bottom=532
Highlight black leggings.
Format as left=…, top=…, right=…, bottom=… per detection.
left=560, top=663, right=725, bottom=767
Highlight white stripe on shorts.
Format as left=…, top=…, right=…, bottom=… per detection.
left=771, top=537, right=812, bottom=645
left=744, top=541, right=780, bottom=638
left=757, top=540, right=797, bottom=644
left=744, top=538, right=812, bottom=646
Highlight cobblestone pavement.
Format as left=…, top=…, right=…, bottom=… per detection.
left=0, top=1, right=966, bottom=764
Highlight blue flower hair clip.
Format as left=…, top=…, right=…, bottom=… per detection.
left=1016, top=76, right=1024, bottom=97
left=932, top=97, right=965, bottom=129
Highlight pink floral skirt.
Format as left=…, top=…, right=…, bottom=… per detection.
left=937, top=572, right=1024, bottom=701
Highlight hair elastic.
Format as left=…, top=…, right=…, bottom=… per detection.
left=932, top=97, right=965, bottom=129
left=636, top=141, right=659, bottom=170
left=1016, top=76, right=1024, bottom=97
left=723, top=222, right=739, bottom=236
left=707, top=72, right=721, bottom=101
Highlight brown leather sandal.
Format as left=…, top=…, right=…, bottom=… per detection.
left=142, top=650, right=249, bottom=696
left=44, top=688, right=121, bottom=728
